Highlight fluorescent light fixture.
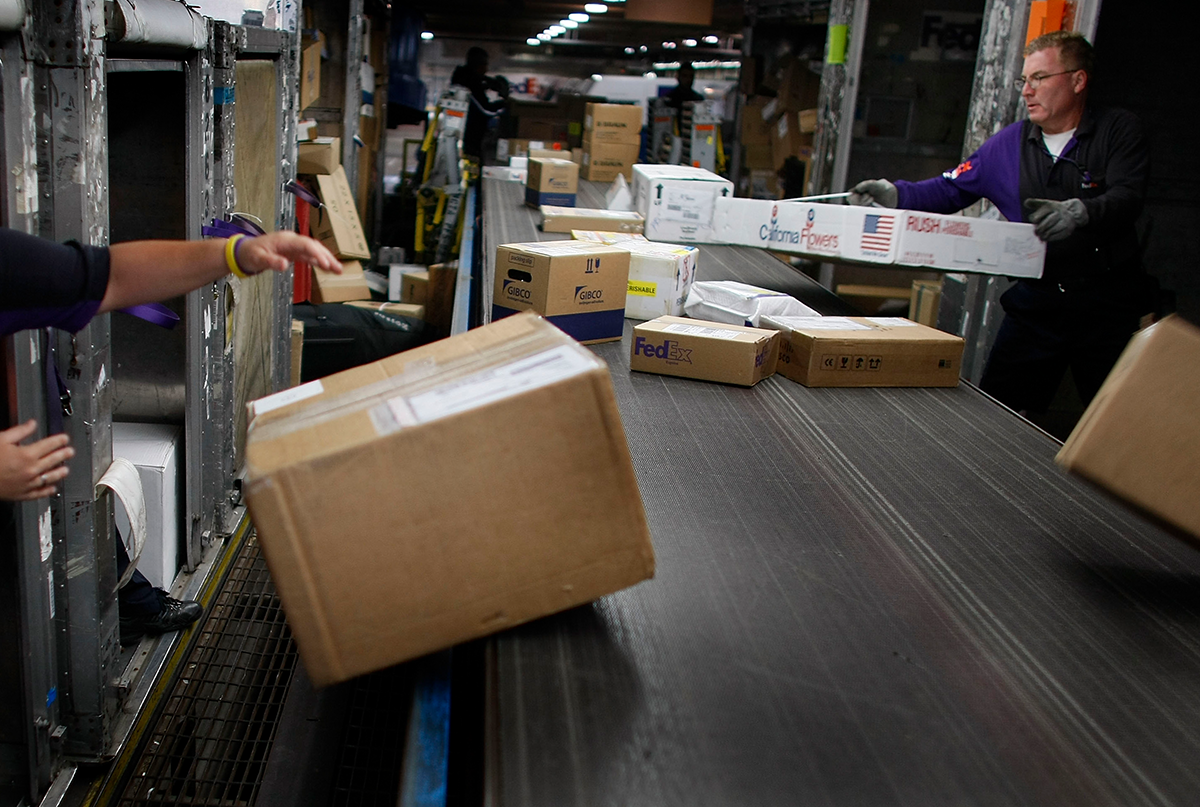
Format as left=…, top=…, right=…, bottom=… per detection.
left=662, top=41, right=677, bottom=49
left=527, top=37, right=541, bottom=45
left=549, top=24, right=566, bottom=34
left=644, top=71, right=657, bottom=78
left=569, top=12, right=589, bottom=21
left=683, top=38, right=697, bottom=47
left=420, top=31, right=434, bottom=40
left=537, top=32, right=551, bottom=40
left=624, top=46, right=635, bottom=54
left=591, top=74, right=604, bottom=81
left=584, top=3, right=607, bottom=12
left=703, top=35, right=719, bottom=44
left=560, top=19, right=578, bottom=28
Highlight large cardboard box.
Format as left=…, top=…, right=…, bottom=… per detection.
left=492, top=241, right=630, bottom=344
left=297, top=136, right=341, bottom=175
left=632, top=164, right=734, bottom=243
left=583, top=102, right=643, bottom=144
left=618, top=241, right=698, bottom=320
left=909, top=280, right=942, bottom=328
left=113, top=423, right=181, bottom=591
left=770, top=109, right=815, bottom=171
left=311, top=260, right=371, bottom=303
left=244, top=313, right=655, bottom=687
left=540, top=205, right=644, bottom=234
left=742, top=97, right=774, bottom=145
left=312, top=166, right=371, bottom=260
left=400, top=270, right=429, bottom=305
left=344, top=300, right=425, bottom=320
left=525, top=158, right=579, bottom=208
left=580, top=139, right=641, bottom=183
left=895, top=210, right=1046, bottom=279
left=743, top=142, right=774, bottom=170
left=763, top=315, right=964, bottom=387
left=1056, top=316, right=1200, bottom=541
left=631, top=316, right=779, bottom=386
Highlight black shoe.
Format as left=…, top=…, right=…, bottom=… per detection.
left=120, top=590, right=204, bottom=646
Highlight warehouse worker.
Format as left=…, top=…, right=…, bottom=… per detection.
left=450, top=46, right=508, bottom=161
left=848, top=31, right=1153, bottom=421
left=663, top=62, right=704, bottom=114
left=1, top=226, right=339, bottom=642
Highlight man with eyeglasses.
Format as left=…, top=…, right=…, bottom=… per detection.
left=848, top=31, right=1153, bottom=428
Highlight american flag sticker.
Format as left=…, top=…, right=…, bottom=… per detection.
left=861, top=214, right=895, bottom=253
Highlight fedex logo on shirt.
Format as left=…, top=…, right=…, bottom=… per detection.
left=942, top=160, right=974, bottom=181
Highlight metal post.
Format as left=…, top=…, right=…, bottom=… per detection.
left=342, top=0, right=364, bottom=193
left=274, top=25, right=301, bottom=393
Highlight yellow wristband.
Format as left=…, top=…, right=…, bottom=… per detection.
left=225, top=234, right=249, bottom=278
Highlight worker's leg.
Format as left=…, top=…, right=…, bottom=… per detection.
left=117, top=532, right=204, bottom=646
left=1067, top=275, right=1154, bottom=406
left=980, top=282, right=1070, bottom=415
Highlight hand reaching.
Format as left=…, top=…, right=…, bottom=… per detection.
left=0, top=420, right=73, bottom=502
left=1024, top=197, right=1088, bottom=242
left=847, top=179, right=898, bottom=208
left=237, top=231, right=342, bottom=276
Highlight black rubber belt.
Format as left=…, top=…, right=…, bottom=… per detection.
left=483, top=178, right=1200, bottom=807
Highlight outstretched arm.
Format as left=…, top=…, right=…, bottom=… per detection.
left=101, top=231, right=341, bottom=313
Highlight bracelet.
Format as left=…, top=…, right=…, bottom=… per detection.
left=225, top=234, right=250, bottom=278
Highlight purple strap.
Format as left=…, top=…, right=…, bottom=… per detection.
left=119, top=303, right=179, bottom=329
left=203, top=217, right=264, bottom=239
left=284, top=180, right=322, bottom=208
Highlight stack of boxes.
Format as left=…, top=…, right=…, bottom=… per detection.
left=741, top=55, right=820, bottom=199
left=581, top=103, right=643, bottom=183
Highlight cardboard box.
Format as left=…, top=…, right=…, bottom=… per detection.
left=1056, top=316, right=1200, bottom=541
left=297, top=136, right=341, bottom=175
left=497, top=139, right=568, bottom=160
left=345, top=300, right=426, bottom=320
left=300, top=32, right=323, bottom=112
left=748, top=169, right=781, bottom=200
left=572, top=231, right=649, bottom=245
left=909, top=280, right=942, bottom=328
left=113, top=423, right=181, bottom=591
left=525, top=158, right=579, bottom=208
left=540, top=205, right=644, bottom=234
left=743, top=142, right=774, bottom=170
left=895, top=210, right=1046, bottom=279
left=312, top=166, right=371, bottom=260
left=244, top=312, right=655, bottom=686
left=770, top=109, right=815, bottom=171
left=481, top=166, right=528, bottom=183
left=311, top=260, right=372, bottom=303
left=291, top=319, right=304, bottom=386
left=632, top=164, right=734, bottom=243
left=529, top=147, right=570, bottom=160
left=580, top=139, right=642, bottom=182
left=741, top=97, right=774, bottom=145
left=618, top=241, right=698, bottom=320
left=492, top=241, right=630, bottom=344
left=400, top=270, right=429, bottom=305
left=713, top=198, right=847, bottom=259
left=763, top=315, right=964, bottom=387
left=631, top=316, right=779, bottom=386
left=583, top=103, right=644, bottom=144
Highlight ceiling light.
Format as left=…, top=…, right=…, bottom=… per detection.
left=584, top=3, right=607, bottom=12
left=644, top=71, right=657, bottom=79
left=420, top=31, right=434, bottom=40
left=663, top=41, right=676, bottom=49
left=560, top=19, right=578, bottom=28
left=639, top=44, right=648, bottom=52
left=683, top=38, right=697, bottom=47
left=703, top=35, right=719, bottom=44
left=537, top=32, right=551, bottom=40
left=549, top=25, right=566, bottom=34
left=591, top=74, right=603, bottom=81
left=569, top=12, right=589, bottom=21
left=624, top=46, right=635, bottom=54
left=527, top=37, right=541, bottom=45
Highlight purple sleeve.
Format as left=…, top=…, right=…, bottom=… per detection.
left=895, top=121, right=1025, bottom=222
left=0, top=301, right=103, bottom=337
left=1, top=227, right=111, bottom=336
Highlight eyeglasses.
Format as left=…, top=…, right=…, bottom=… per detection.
left=1014, top=69, right=1078, bottom=90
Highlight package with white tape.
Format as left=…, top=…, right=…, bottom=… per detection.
left=683, top=280, right=821, bottom=327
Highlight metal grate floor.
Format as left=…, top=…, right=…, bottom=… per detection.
left=116, top=534, right=298, bottom=807
left=329, top=665, right=411, bottom=807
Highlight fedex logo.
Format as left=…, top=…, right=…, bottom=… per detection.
left=633, top=336, right=692, bottom=364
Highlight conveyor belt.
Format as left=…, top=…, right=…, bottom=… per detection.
left=482, top=178, right=1200, bottom=806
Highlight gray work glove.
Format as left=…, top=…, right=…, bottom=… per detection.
left=847, top=179, right=898, bottom=208
left=1024, top=197, right=1088, bottom=242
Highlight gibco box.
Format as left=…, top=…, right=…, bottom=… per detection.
left=492, top=241, right=630, bottom=344
left=631, top=317, right=779, bottom=386
left=618, top=241, right=698, bottom=320
left=1057, top=316, right=1200, bottom=541
left=540, top=205, right=644, bottom=234
left=896, top=211, right=1046, bottom=278
left=245, top=313, right=655, bottom=687
left=583, top=102, right=643, bottom=144
left=581, top=140, right=641, bottom=183
left=763, top=315, right=963, bottom=387
left=632, top=164, right=734, bottom=243
left=525, top=158, right=578, bottom=208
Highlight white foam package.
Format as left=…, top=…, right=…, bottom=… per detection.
left=711, top=198, right=1045, bottom=277
left=632, top=164, right=734, bottom=244
left=618, top=241, right=699, bottom=320
left=572, top=230, right=649, bottom=244
left=684, top=281, right=821, bottom=327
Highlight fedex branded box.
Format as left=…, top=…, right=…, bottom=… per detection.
left=630, top=316, right=779, bottom=386
left=492, top=241, right=631, bottom=344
